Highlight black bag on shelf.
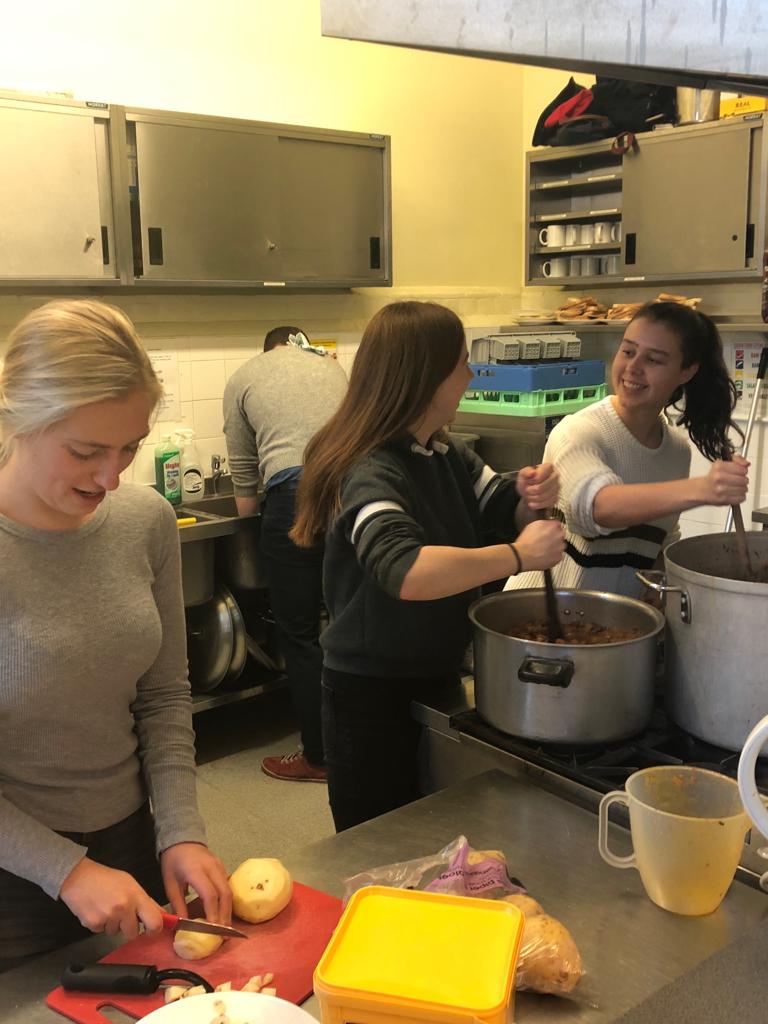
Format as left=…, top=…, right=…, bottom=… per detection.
left=532, top=75, right=676, bottom=147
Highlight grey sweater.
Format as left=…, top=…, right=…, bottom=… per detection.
left=223, top=346, right=347, bottom=494
left=0, top=483, right=206, bottom=899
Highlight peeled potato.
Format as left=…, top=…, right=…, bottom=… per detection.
left=503, top=892, right=545, bottom=918
left=230, top=858, right=293, bottom=923
left=172, top=920, right=224, bottom=961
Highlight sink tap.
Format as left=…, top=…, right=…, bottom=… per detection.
left=211, top=454, right=224, bottom=494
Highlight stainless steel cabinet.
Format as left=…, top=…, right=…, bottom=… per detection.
left=130, top=115, right=281, bottom=283
left=526, top=114, right=768, bottom=287
left=621, top=121, right=760, bottom=277
left=277, top=135, right=389, bottom=283
left=125, top=108, right=391, bottom=287
left=0, top=97, right=116, bottom=281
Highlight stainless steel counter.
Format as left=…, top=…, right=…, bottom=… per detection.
left=2, top=769, right=767, bottom=1023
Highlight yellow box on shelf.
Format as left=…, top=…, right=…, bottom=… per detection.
left=314, top=886, right=524, bottom=1024
left=719, top=95, right=768, bottom=117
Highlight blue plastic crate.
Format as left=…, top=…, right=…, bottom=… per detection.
left=468, top=359, right=604, bottom=393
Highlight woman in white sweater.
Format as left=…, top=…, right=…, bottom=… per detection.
left=506, top=301, right=748, bottom=598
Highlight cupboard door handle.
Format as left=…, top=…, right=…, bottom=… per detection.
left=101, top=226, right=110, bottom=266
left=369, top=236, right=381, bottom=270
left=624, top=232, right=637, bottom=266
left=148, top=227, right=164, bottom=266
left=745, top=223, right=755, bottom=261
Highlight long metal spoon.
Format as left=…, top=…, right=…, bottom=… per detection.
left=537, top=508, right=563, bottom=642
left=722, top=444, right=755, bottom=580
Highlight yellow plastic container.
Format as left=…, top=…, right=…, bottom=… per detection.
left=314, top=886, right=524, bottom=1024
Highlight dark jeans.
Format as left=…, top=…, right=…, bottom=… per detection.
left=0, top=803, right=164, bottom=972
left=260, top=479, right=325, bottom=765
left=322, top=667, right=459, bottom=832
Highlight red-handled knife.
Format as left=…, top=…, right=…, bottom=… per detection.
left=161, top=912, right=247, bottom=939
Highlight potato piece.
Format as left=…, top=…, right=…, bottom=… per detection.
left=183, top=985, right=208, bottom=997
left=164, top=986, right=188, bottom=1003
left=230, top=858, right=293, bottom=923
left=172, top=920, right=225, bottom=961
left=261, top=987, right=277, bottom=997
left=516, top=913, right=583, bottom=995
left=214, top=982, right=232, bottom=993
left=241, top=975, right=262, bottom=992
left=502, top=893, right=545, bottom=918
left=466, top=849, right=506, bottom=865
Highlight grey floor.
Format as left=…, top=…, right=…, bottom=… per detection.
left=192, top=688, right=336, bottom=873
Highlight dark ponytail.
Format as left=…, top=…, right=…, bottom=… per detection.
left=630, top=301, right=742, bottom=462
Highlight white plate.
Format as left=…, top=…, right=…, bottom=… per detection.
left=139, top=992, right=316, bottom=1024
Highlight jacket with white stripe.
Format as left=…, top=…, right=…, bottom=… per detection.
left=320, top=434, right=520, bottom=678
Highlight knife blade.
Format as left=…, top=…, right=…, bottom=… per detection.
left=161, top=912, right=247, bottom=939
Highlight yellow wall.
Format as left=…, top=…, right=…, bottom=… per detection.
left=0, top=0, right=528, bottom=326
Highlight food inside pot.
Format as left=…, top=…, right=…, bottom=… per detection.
left=506, top=620, right=643, bottom=645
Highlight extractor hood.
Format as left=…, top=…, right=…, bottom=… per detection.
left=320, top=0, right=768, bottom=96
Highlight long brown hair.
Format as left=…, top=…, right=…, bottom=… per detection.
left=291, top=301, right=465, bottom=546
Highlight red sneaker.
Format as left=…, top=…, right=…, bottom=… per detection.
left=261, top=751, right=327, bottom=783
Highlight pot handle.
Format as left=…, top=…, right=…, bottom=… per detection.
left=738, top=716, right=768, bottom=893
left=635, top=570, right=691, bottom=624
left=598, top=791, right=636, bottom=870
left=517, top=656, right=574, bottom=688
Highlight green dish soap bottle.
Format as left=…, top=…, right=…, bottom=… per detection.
left=154, top=434, right=182, bottom=505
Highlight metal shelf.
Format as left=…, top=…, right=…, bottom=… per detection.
left=531, top=172, right=622, bottom=193
left=191, top=674, right=286, bottom=714
left=533, top=243, right=621, bottom=255
left=531, top=209, right=621, bottom=223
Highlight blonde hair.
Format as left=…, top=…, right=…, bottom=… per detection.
left=0, top=299, right=162, bottom=465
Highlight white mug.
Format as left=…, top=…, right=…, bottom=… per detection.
left=599, top=766, right=748, bottom=916
left=582, top=256, right=601, bottom=276
left=738, top=715, right=768, bottom=891
left=568, top=256, right=583, bottom=276
left=564, top=224, right=578, bottom=247
left=594, top=221, right=621, bottom=244
left=538, top=224, right=566, bottom=247
left=579, top=223, right=595, bottom=245
left=542, top=257, right=569, bottom=278
left=601, top=254, right=620, bottom=275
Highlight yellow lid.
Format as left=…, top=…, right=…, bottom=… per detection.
left=315, top=886, right=523, bottom=1016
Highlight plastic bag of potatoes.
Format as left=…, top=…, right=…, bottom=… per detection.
left=343, top=836, right=583, bottom=997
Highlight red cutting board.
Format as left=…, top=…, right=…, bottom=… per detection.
left=46, top=882, right=342, bottom=1024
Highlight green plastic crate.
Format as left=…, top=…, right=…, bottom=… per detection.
left=458, top=383, right=607, bottom=417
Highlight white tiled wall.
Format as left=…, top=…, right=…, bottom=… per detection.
left=125, top=331, right=364, bottom=487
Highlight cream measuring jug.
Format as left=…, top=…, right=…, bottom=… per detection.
left=599, top=765, right=749, bottom=915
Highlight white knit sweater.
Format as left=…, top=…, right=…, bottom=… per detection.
left=505, top=397, right=691, bottom=598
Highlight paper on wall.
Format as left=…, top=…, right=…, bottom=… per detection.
left=148, top=350, right=181, bottom=421
left=731, top=342, right=768, bottom=419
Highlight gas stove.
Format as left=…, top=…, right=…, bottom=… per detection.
left=450, top=706, right=768, bottom=797
left=414, top=680, right=768, bottom=888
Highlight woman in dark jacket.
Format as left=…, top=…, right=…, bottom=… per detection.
left=292, top=300, right=564, bottom=831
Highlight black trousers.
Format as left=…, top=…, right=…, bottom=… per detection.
left=322, top=667, right=459, bottom=832
left=260, top=480, right=325, bottom=765
left=0, top=803, right=164, bottom=972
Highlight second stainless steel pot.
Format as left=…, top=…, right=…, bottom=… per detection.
left=470, top=590, right=664, bottom=744
left=640, top=531, right=768, bottom=752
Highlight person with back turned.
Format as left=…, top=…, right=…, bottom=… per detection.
left=223, top=326, right=347, bottom=782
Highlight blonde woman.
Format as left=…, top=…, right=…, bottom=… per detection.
left=0, top=300, right=230, bottom=969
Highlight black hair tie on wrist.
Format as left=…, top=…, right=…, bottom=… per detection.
left=508, top=542, right=522, bottom=575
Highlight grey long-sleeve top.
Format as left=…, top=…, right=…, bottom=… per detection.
left=0, top=482, right=206, bottom=898
left=223, top=346, right=348, bottom=493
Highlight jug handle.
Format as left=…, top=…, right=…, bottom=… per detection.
left=737, top=718, right=768, bottom=867
left=598, top=791, right=636, bottom=869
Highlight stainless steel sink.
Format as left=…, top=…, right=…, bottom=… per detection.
left=177, top=487, right=265, bottom=605
left=180, top=494, right=241, bottom=518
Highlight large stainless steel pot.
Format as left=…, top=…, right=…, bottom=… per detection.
left=470, top=590, right=664, bottom=744
left=639, top=531, right=768, bottom=752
